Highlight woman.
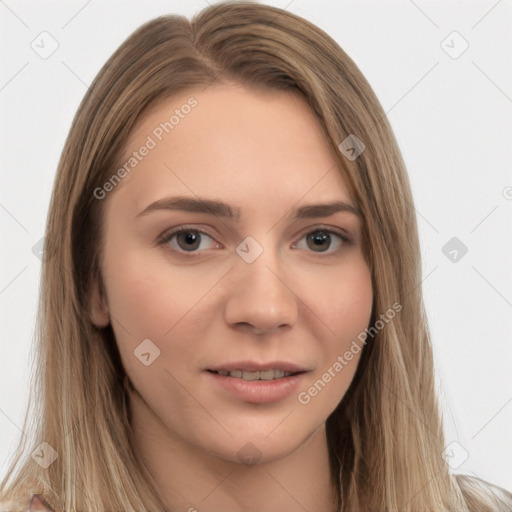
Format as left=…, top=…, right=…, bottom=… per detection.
left=2, top=1, right=511, bottom=511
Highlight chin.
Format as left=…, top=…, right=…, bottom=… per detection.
left=196, top=425, right=315, bottom=466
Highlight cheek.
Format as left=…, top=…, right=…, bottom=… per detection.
left=101, top=249, right=224, bottom=384
left=102, top=248, right=213, bottom=336
left=332, top=266, right=373, bottom=345
left=298, top=257, right=372, bottom=405
left=330, top=264, right=372, bottom=367
left=302, top=256, right=373, bottom=345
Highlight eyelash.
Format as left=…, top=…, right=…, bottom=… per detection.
left=157, top=225, right=353, bottom=257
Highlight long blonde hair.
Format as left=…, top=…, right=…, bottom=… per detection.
left=1, top=2, right=510, bottom=510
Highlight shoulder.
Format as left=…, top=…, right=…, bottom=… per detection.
left=455, top=474, right=512, bottom=512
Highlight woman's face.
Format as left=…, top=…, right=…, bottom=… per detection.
left=92, top=83, right=373, bottom=464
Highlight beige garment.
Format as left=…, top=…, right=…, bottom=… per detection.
left=24, top=494, right=55, bottom=511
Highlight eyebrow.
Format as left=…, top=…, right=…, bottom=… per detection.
left=136, top=196, right=360, bottom=221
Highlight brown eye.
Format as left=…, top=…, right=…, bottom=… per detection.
left=176, top=231, right=202, bottom=251
left=306, top=230, right=332, bottom=252
left=159, top=228, right=218, bottom=253
left=293, top=228, right=351, bottom=255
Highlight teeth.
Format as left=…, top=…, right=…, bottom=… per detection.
left=215, top=369, right=294, bottom=380
left=242, top=370, right=260, bottom=381
left=260, top=369, right=285, bottom=380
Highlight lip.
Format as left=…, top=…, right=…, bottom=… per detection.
left=204, top=361, right=312, bottom=404
left=205, top=370, right=308, bottom=403
left=206, top=361, right=309, bottom=373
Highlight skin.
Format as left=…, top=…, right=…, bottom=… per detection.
left=90, top=84, right=373, bottom=512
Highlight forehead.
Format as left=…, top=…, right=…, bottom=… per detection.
left=109, top=84, right=354, bottom=213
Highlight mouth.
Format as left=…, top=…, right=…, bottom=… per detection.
left=206, top=368, right=305, bottom=381
left=204, top=361, right=310, bottom=403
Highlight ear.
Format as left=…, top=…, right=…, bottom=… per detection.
left=89, top=273, right=110, bottom=328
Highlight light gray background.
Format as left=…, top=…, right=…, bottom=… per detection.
left=1, top=0, right=511, bottom=491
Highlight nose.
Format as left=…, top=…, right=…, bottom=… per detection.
left=223, top=241, right=299, bottom=336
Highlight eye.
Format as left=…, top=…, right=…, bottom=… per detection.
left=157, top=226, right=352, bottom=256
left=158, top=227, right=220, bottom=253
left=292, top=228, right=352, bottom=254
